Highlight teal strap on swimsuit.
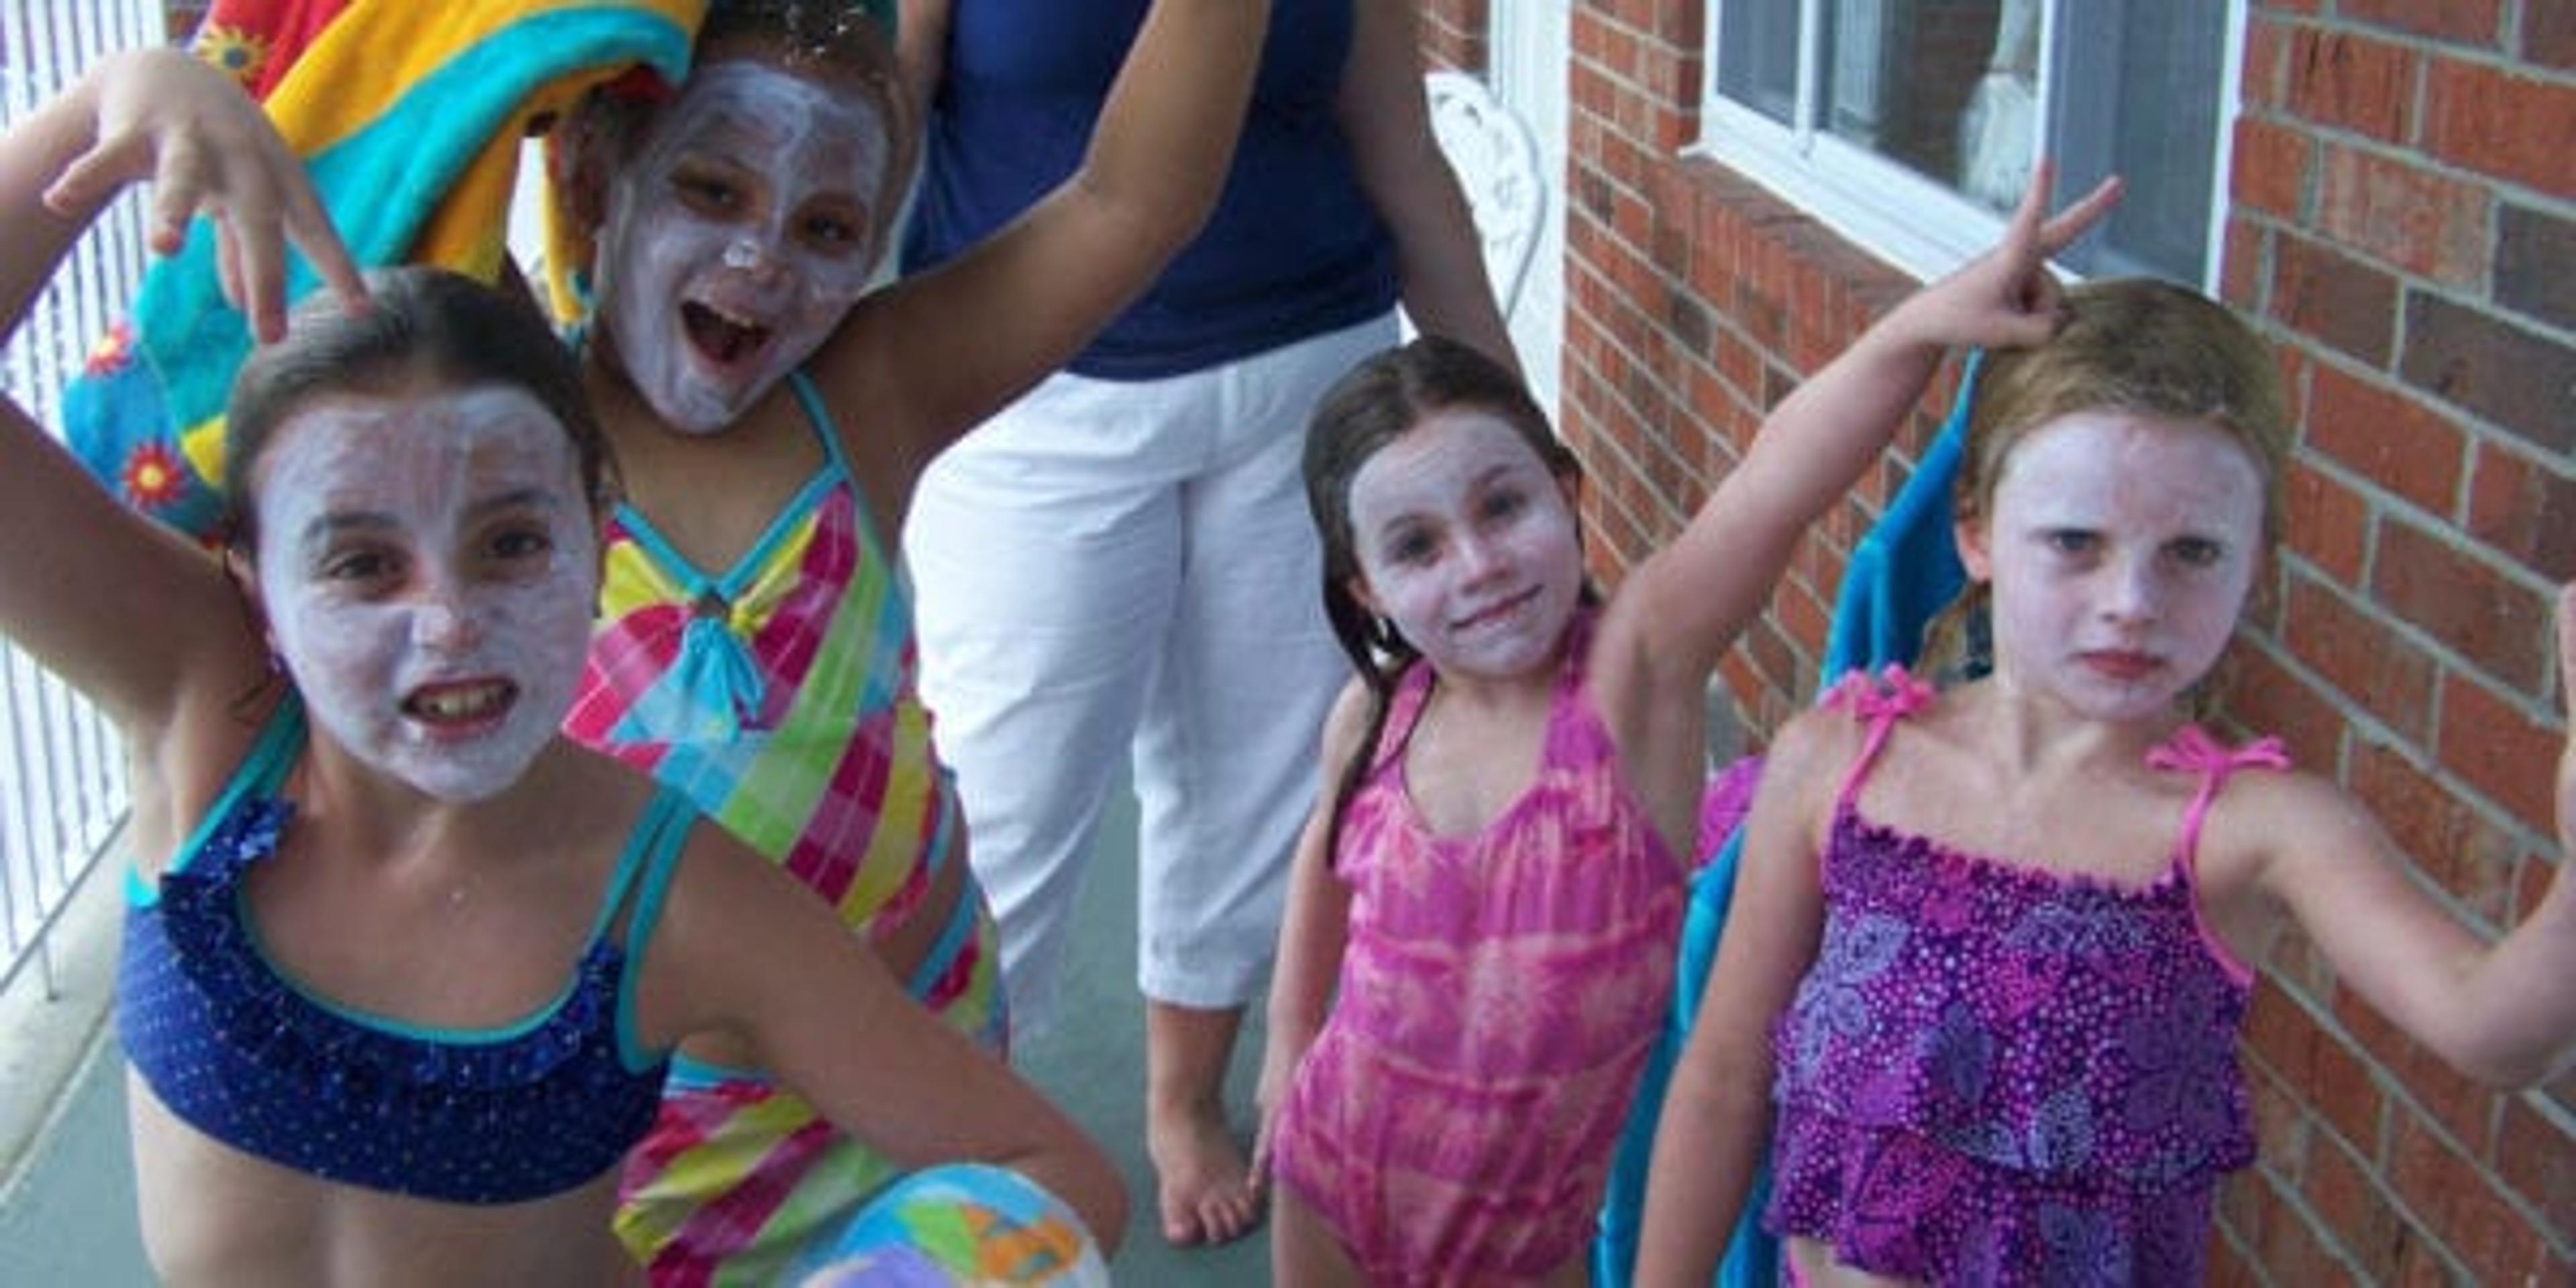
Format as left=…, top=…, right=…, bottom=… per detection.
left=607, top=372, right=872, bottom=737
left=129, top=694, right=307, bottom=905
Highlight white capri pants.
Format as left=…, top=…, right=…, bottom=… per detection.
left=905, top=313, right=1397, bottom=1026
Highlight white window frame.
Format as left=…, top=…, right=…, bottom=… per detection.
left=1690, top=0, right=2248, bottom=286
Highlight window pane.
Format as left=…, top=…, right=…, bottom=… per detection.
left=2045, top=0, right=2225, bottom=281
left=1821, top=1, right=2021, bottom=196
left=1719, top=0, right=1803, bottom=127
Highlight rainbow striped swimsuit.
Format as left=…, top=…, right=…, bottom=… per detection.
left=566, top=373, right=1006, bottom=1286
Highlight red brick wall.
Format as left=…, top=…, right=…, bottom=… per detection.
left=1416, top=0, right=1488, bottom=72
left=1444, top=1, right=2573, bottom=1281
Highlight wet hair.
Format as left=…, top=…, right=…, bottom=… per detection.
left=1921, top=277, right=2291, bottom=687
left=221, top=265, right=615, bottom=557
left=1301, top=335, right=1587, bottom=865
left=561, top=1, right=915, bottom=241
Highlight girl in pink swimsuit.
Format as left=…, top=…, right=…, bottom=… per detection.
left=1635, top=248, right=2576, bottom=1287
left=1254, top=172, right=2123, bottom=1287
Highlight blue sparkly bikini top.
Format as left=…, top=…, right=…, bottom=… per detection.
left=116, top=695, right=690, bottom=1204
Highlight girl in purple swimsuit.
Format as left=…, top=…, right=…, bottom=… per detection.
left=1253, top=172, right=2120, bottom=1287
left=1636, top=227, right=2576, bottom=1287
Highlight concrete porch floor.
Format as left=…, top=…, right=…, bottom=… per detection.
left=0, top=783, right=1275, bottom=1285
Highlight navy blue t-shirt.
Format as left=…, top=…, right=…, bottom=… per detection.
left=900, top=0, right=1400, bottom=380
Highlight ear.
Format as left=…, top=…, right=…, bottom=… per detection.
left=1346, top=572, right=1383, bottom=619
left=223, top=547, right=278, bottom=651
left=548, top=106, right=619, bottom=237
left=1955, top=515, right=1994, bottom=584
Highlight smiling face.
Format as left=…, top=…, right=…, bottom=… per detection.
left=1344, top=409, right=1586, bottom=682
left=249, top=384, right=601, bottom=802
left=592, top=58, right=893, bottom=434
left=1961, top=409, right=2265, bottom=722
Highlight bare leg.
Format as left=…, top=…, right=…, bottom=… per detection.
left=1270, top=1183, right=1366, bottom=1287
left=1144, top=1000, right=1263, bottom=1245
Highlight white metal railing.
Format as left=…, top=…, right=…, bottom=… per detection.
left=0, top=0, right=167, bottom=998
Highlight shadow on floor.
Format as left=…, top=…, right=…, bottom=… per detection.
left=0, top=785, right=1275, bottom=1287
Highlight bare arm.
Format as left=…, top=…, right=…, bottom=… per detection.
left=892, top=0, right=952, bottom=125
left=2249, top=582, right=2576, bottom=1087
left=1588, top=168, right=2121, bottom=844
left=1335, top=0, right=1517, bottom=375
left=1250, top=678, right=1369, bottom=1179
left=1632, top=708, right=1845, bottom=1287
left=640, top=823, right=1130, bottom=1251
left=0, top=49, right=362, bottom=729
left=822, top=0, right=1271, bottom=508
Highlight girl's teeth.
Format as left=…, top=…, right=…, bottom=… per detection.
left=419, top=687, right=498, bottom=718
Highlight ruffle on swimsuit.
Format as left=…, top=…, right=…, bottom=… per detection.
left=118, top=694, right=692, bottom=1204
left=1764, top=667, right=2288, bottom=1285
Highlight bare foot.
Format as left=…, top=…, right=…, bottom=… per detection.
left=1146, top=1097, right=1264, bottom=1246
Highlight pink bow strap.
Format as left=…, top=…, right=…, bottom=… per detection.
left=1824, top=665, right=1936, bottom=721
left=2147, top=724, right=2292, bottom=777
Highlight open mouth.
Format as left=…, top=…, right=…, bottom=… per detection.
left=400, top=680, right=519, bottom=731
left=682, top=300, right=773, bottom=368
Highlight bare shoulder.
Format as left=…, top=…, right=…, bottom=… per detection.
left=1749, top=699, right=1873, bottom=829
left=2193, top=757, right=2384, bottom=893
left=1316, top=673, right=1376, bottom=771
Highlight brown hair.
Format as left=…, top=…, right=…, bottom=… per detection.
left=223, top=265, right=614, bottom=556
left=1301, top=335, right=1587, bottom=865
left=555, top=1, right=916, bottom=265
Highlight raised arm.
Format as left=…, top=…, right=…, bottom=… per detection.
left=829, top=0, right=1270, bottom=494
left=2249, top=582, right=2576, bottom=1087
left=1335, top=0, right=1517, bottom=376
left=1588, top=168, right=2120, bottom=841
left=0, top=48, right=362, bottom=727
left=892, top=0, right=953, bottom=125
left=1250, top=678, right=1370, bottom=1180
left=641, top=822, right=1130, bottom=1251
left=1631, top=707, right=1846, bottom=1287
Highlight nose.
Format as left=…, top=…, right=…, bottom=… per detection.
left=1455, top=531, right=1510, bottom=583
left=2098, top=554, right=2163, bottom=625
left=722, top=231, right=792, bottom=285
left=410, top=585, right=483, bottom=654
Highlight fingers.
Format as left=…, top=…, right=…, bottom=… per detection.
left=78, top=48, right=366, bottom=343
left=2037, top=174, right=2124, bottom=254
left=2000, top=156, right=2059, bottom=254
left=284, top=184, right=368, bottom=318
left=38, top=131, right=154, bottom=229
left=214, top=217, right=248, bottom=333
left=2000, top=160, right=2121, bottom=266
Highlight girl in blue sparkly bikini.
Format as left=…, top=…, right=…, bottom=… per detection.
left=0, top=47, right=1119, bottom=1286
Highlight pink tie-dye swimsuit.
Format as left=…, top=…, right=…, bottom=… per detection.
left=1267, top=615, right=1686, bottom=1284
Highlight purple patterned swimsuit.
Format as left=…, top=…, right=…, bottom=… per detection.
left=1766, top=669, right=2287, bottom=1286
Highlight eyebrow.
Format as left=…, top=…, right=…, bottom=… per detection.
left=293, top=487, right=566, bottom=549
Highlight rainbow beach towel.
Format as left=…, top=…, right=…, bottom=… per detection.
left=64, top=0, right=704, bottom=541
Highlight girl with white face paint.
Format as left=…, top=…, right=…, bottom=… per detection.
left=248, top=384, right=600, bottom=803
left=1637, top=239, right=2576, bottom=1287
left=0, top=52, right=1124, bottom=1287
left=589, top=60, right=890, bottom=435
left=1255, top=164, right=2129, bottom=1288
left=542, top=1, right=1273, bottom=1278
